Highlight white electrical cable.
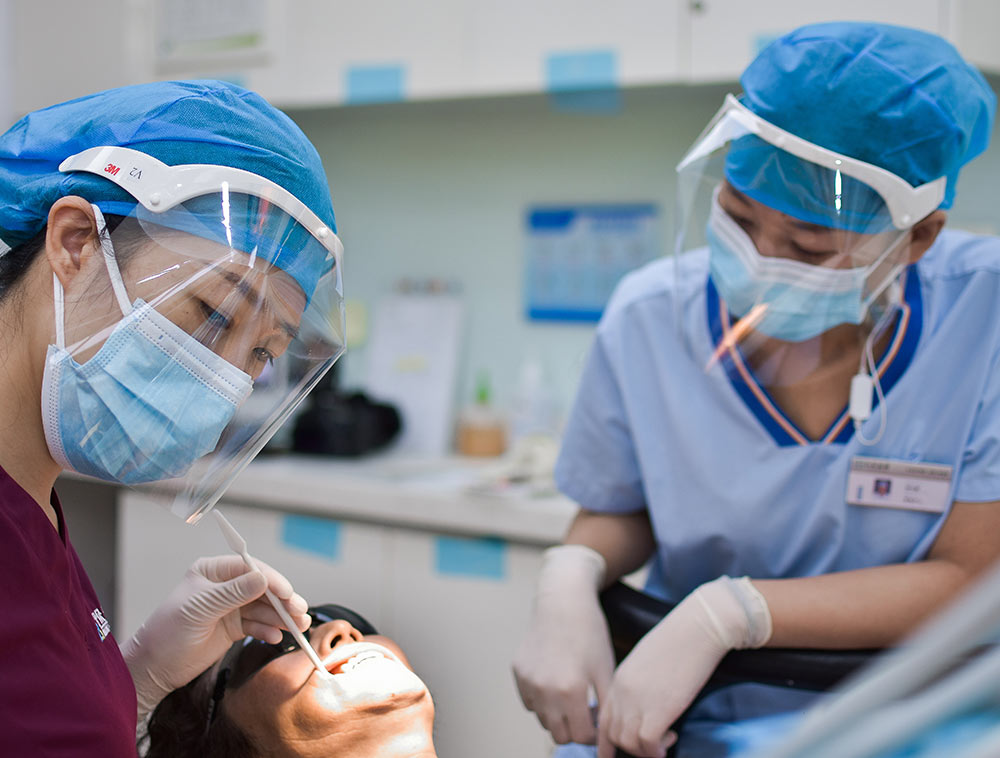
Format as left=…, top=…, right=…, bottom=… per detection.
left=851, top=292, right=900, bottom=446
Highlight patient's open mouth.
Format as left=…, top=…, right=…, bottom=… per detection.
left=322, top=642, right=400, bottom=676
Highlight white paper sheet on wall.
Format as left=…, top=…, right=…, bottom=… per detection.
left=154, top=0, right=270, bottom=71
left=366, top=294, right=464, bottom=456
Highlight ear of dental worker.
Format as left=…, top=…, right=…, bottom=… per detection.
left=44, top=195, right=98, bottom=276
left=121, top=554, right=310, bottom=720
left=904, top=210, right=947, bottom=263
left=596, top=576, right=772, bottom=758
left=513, top=544, right=615, bottom=745
left=43, top=196, right=127, bottom=325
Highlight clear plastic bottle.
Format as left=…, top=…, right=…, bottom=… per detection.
left=509, top=358, right=557, bottom=445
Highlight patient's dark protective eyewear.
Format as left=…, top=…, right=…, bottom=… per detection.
left=206, top=604, right=377, bottom=728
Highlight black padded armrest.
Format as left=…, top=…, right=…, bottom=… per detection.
left=600, top=581, right=881, bottom=758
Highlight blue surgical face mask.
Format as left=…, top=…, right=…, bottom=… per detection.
left=41, top=206, right=253, bottom=484
left=706, top=192, right=905, bottom=342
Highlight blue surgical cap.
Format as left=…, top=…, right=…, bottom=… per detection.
left=0, top=80, right=336, bottom=299
left=727, top=22, right=996, bottom=224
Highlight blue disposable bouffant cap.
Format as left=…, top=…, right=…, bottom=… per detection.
left=0, top=80, right=336, bottom=299
left=725, top=22, right=996, bottom=229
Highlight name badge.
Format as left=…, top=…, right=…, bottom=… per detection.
left=846, top=457, right=953, bottom=514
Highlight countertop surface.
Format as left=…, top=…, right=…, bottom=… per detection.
left=84, top=451, right=578, bottom=544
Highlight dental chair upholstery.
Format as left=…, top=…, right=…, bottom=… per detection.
left=599, top=581, right=879, bottom=758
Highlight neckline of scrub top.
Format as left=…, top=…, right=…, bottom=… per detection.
left=706, top=265, right=923, bottom=446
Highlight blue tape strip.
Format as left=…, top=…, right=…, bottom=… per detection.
left=527, top=307, right=605, bottom=322
left=546, top=50, right=618, bottom=92
left=435, top=535, right=506, bottom=580
left=345, top=64, right=405, bottom=104
left=281, top=515, right=342, bottom=561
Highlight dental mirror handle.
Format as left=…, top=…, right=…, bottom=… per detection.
left=212, top=510, right=334, bottom=682
left=259, top=578, right=331, bottom=680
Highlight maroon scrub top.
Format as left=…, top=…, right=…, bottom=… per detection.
left=0, top=465, right=137, bottom=756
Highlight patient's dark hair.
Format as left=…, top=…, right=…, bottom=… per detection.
left=141, top=665, right=260, bottom=758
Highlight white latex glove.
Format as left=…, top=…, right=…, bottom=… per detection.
left=121, top=554, right=310, bottom=719
left=513, top=544, right=616, bottom=745
left=597, top=576, right=772, bottom=758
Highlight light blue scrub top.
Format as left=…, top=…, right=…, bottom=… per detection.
left=553, top=229, right=1000, bottom=757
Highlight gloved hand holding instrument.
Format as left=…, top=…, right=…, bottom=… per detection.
left=121, top=553, right=311, bottom=719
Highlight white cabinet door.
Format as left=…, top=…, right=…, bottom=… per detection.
left=256, top=1, right=684, bottom=105
left=469, top=0, right=683, bottom=95
left=116, top=493, right=388, bottom=639
left=949, top=0, right=1000, bottom=74
left=685, top=0, right=945, bottom=82
left=11, top=0, right=146, bottom=116
left=386, top=529, right=554, bottom=758
left=250, top=0, right=472, bottom=107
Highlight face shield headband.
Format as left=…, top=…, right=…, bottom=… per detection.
left=58, top=146, right=344, bottom=295
left=678, top=94, right=947, bottom=232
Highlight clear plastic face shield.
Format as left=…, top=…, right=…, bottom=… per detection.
left=46, top=147, right=345, bottom=522
left=674, top=95, right=945, bottom=400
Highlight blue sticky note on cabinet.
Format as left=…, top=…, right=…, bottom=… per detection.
left=435, top=535, right=506, bottom=580
left=281, top=514, right=341, bottom=561
left=546, top=49, right=617, bottom=91
left=345, top=64, right=405, bottom=104
left=546, top=49, right=620, bottom=113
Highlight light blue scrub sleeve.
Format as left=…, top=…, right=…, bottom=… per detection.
left=554, top=334, right=647, bottom=514
left=954, top=347, right=1000, bottom=502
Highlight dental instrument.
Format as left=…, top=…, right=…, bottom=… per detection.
left=213, top=510, right=335, bottom=683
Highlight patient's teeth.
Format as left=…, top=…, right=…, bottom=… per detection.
left=342, top=651, right=383, bottom=672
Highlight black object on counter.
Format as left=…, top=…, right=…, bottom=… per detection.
left=292, top=366, right=402, bottom=456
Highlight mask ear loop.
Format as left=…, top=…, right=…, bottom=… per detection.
left=52, top=275, right=66, bottom=349
left=91, top=204, right=133, bottom=317
left=49, top=207, right=136, bottom=353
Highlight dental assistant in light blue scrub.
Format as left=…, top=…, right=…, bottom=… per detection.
left=513, top=22, right=1000, bottom=758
